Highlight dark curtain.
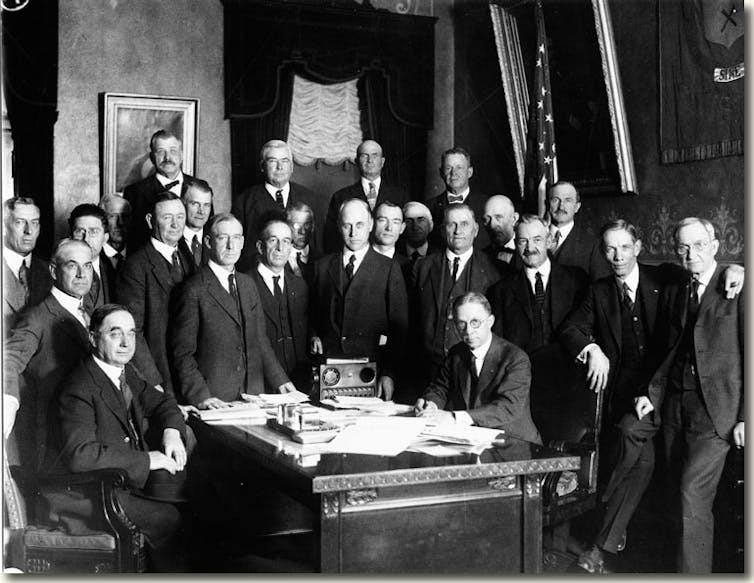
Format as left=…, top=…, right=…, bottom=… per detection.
left=3, top=0, right=59, bottom=258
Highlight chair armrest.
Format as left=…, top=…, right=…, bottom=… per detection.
left=35, top=469, right=129, bottom=489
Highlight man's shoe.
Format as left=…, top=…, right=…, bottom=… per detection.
left=577, top=545, right=613, bottom=574
left=616, top=533, right=626, bottom=552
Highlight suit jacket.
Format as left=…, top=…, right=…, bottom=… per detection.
left=422, top=334, right=541, bottom=443
left=285, top=245, right=321, bottom=287
left=310, top=248, right=408, bottom=377
left=3, top=254, right=52, bottom=331
left=426, top=189, right=490, bottom=250
left=123, top=173, right=196, bottom=252
left=231, top=182, right=320, bottom=271
left=414, top=250, right=503, bottom=372
left=550, top=219, right=611, bottom=281
left=323, top=181, right=410, bottom=252
left=83, top=251, right=118, bottom=313
left=488, top=261, right=588, bottom=354
left=249, top=268, right=310, bottom=389
left=482, top=243, right=523, bottom=273
left=3, top=294, right=91, bottom=470
left=56, top=356, right=186, bottom=490
left=115, top=242, right=186, bottom=393
left=169, top=266, right=289, bottom=406
left=645, top=264, right=744, bottom=438
left=395, top=241, right=442, bottom=289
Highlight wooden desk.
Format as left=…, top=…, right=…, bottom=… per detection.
left=189, top=417, right=579, bottom=574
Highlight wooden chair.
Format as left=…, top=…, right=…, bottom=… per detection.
left=3, top=453, right=147, bottom=573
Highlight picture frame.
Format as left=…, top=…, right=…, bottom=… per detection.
left=101, top=92, right=199, bottom=195
left=490, top=0, right=637, bottom=197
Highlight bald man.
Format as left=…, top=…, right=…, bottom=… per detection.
left=323, top=140, right=409, bottom=253
left=482, top=195, right=520, bottom=271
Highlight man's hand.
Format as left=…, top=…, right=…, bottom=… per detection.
left=585, top=345, right=610, bottom=392
left=198, top=397, right=231, bottom=410
left=732, top=421, right=744, bottom=447
left=148, top=451, right=179, bottom=474
left=278, top=382, right=296, bottom=394
left=177, top=404, right=199, bottom=421
left=153, top=384, right=165, bottom=393
left=162, top=428, right=187, bottom=472
left=376, top=376, right=395, bottom=401
left=634, top=396, right=654, bottom=421
left=414, top=398, right=438, bottom=417
left=310, top=336, right=323, bottom=355
left=723, top=264, right=744, bottom=299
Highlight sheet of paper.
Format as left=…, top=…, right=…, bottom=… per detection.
left=323, top=417, right=427, bottom=456
left=196, top=401, right=266, bottom=423
left=406, top=441, right=489, bottom=457
left=420, top=424, right=504, bottom=446
left=243, top=390, right=310, bottom=407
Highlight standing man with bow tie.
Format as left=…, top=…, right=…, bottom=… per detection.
left=285, top=200, right=319, bottom=285
left=323, top=140, right=409, bottom=253
left=123, top=129, right=198, bottom=252
left=99, top=194, right=132, bottom=273
left=69, top=204, right=116, bottom=313
left=426, top=147, right=490, bottom=251
left=180, top=179, right=214, bottom=270
left=231, top=139, right=319, bottom=271
left=2, top=197, right=52, bottom=330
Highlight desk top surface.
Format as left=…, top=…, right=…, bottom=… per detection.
left=190, top=417, right=580, bottom=493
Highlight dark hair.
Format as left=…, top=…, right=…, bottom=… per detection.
left=90, top=303, right=133, bottom=334
left=599, top=219, right=641, bottom=246
left=149, top=129, right=182, bottom=151
left=452, top=291, right=491, bottom=317
left=68, top=203, right=107, bottom=232
left=151, top=191, right=183, bottom=213
left=182, top=178, right=213, bottom=199
left=205, top=212, right=241, bottom=235
left=3, top=197, right=39, bottom=214
left=440, top=146, right=472, bottom=167
left=515, top=213, right=549, bottom=234
left=443, top=202, right=476, bottom=222
left=374, top=200, right=403, bottom=217
left=547, top=180, right=580, bottom=202
left=258, top=219, right=292, bottom=243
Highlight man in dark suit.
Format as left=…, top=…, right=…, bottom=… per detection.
left=638, top=217, right=743, bottom=574
left=116, top=192, right=193, bottom=396
left=310, top=198, right=408, bottom=400
left=414, top=203, right=504, bottom=387
left=2, top=197, right=52, bottom=330
left=56, top=304, right=189, bottom=571
left=4, top=238, right=93, bottom=472
left=323, top=140, right=409, bottom=252
left=123, top=129, right=197, bottom=252
left=231, top=139, right=319, bottom=271
left=285, top=200, right=320, bottom=285
left=371, top=201, right=412, bottom=285
left=547, top=181, right=611, bottom=281
left=170, top=213, right=294, bottom=409
left=248, top=220, right=311, bottom=392
left=482, top=194, right=521, bottom=271
left=99, top=194, right=131, bottom=272
left=69, top=204, right=117, bottom=312
left=415, top=292, right=540, bottom=444
left=426, top=147, right=489, bottom=250
left=488, top=214, right=588, bottom=354
left=180, top=178, right=213, bottom=269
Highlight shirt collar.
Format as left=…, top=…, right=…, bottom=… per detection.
left=150, top=237, right=178, bottom=263
left=445, top=246, right=474, bottom=264
left=207, top=258, right=235, bottom=291
left=257, top=260, right=285, bottom=285
left=102, top=242, right=125, bottom=259
left=156, top=171, right=184, bottom=189
left=361, top=176, right=382, bottom=193
left=446, top=187, right=470, bottom=201
left=554, top=220, right=575, bottom=241
left=265, top=182, right=290, bottom=198
left=406, top=242, right=429, bottom=257
left=504, top=238, right=516, bottom=251
left=343, top=244, right=370, bottom=266
left=695, top=261, right=718, bottom=289
left=470, top=334, right=493, bottom=364
left=525, top=257, right=552, bottom=280
left=3, top=246, right=31, bottom=274
left=183, top=226, right=203, bottom=243
left=372, top=245, right=395, bottom=259
left=92, top=354, right=124, bottom=388
left=616, top=263, right=640, bottom=294
left=51, top=285, right=86, bottom=315
left=292, top=244, right=310, bottom=261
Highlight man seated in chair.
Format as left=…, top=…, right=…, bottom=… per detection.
left=414, top=292, right=541, bottom=444
left=55, top=304, right=190, bottom=572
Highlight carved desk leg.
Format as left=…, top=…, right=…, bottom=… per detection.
left=320, top=492, right=342, bottom=573
left=522, top=474, right=543, bottom=574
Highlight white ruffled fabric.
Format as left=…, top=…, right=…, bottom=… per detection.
left=286, top=75, right=363, bottom=166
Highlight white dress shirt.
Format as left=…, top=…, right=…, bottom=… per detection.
left=694, top=261, right=717, bottom=301
left=288, top=245, right=310, bottom=276
left=445, top=246, right=474, bottom=280
left=524, top=257, right=552, bottom=293
left=51, top=286, right=89, bottom=329
left=3, top=247, right=31, bottom=281
left=446, top=187, right=470, bottom=203
left=361, top=176, right=382, bottom=196
left=257, top=261, right=285, bottom=295
left=183, top=227, right=203, bottom=249
left=265, top=182, right=291, bottom=207
left=208, top=259, right=235, bottom=293
left=150, top=237, right=179, bottom=264
left=617, top=263, right=640, bottom=304
left=372, top=245, right=396, bottom=259
left=552, top=220, right=575, bottom=250
left=342, top=245, right=370, bottom=277
left=156, top=171, right=185, bottom=195
left=92, top=354, right=125, bottom=388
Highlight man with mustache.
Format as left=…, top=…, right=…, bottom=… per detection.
left=547, top=181, right=611, bottom=281
left=482, top=194, right=520, bottom=271
left=124, top=130, right=198, bottom=252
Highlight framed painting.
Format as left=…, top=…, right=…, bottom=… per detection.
left=490, top=0, right=637, bottom=197
left=101, top=92, right=199, bottom=195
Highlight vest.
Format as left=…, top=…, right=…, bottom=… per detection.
left=273, top=281, right=297, bottom=375
left=528, top=283, right=553, bottom=352
left=611, top=286, right=648, bottom=412
left=669, top=282, right=701, bottom=392
left=434, top=258, right=473, bottom=357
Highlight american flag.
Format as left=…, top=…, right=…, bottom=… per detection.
left=523, top=0, right=558, bottom=217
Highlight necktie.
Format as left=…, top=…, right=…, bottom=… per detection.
left=88, top=270, right=101, bottom=310
left=450, top=256, right=460, bottom=282
left=191, top=234, right=202, bottom=267
left=410, top=250, right=421, bottom=264
left=112, top=252, right=123, bottom=270
left=553, top=229, right=562, bottom=250
left=622, top=281, right=634, bottom=312
left=18, top=262, right=30, bottom=304
left=78, top=302, right=91, bottom=329
left=534, top=272, right=545, bottom=307
left=163, top=180, right=179, bottom=191
left=447, top=194, right=464, bottom=204
left=170, top=249, right=185, bottom=283
left=688, top=277, right=700, bottom=315
left=229, top=272, right=242, bottom=313
left=367, top=182, right=378, bottom=210
left=272, top=275, right=283, bottom=298
left=275, top=189, right=285, bottom=208
left=118, top=369, right=133, bottom=411
left=345, top=254, right=356, bottom=284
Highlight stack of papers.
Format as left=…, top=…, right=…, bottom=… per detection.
left=319, top=397, right=413, bottom=416
left=322, top=417, right=427, bottom=456
left=419, top=425, right=503, bottom=446
left=196, top=401, right=266, bottom=423
left=242, top=390, right=310, bottom=408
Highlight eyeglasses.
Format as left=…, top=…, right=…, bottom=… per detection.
left=72, top=227, right=104, bottom=238
left=674, top=240, right=711, bottom=256
left=454, top=316, right=490, bottom=331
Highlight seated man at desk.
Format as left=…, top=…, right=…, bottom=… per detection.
left=414, top=291, right=541, bottom=444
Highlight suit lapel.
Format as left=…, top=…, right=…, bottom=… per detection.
left=428, top=254, right=444, bottom=319
left=512, top=271, right=534, bottom=324
left=205, top=268, right=242, bottom=325
left=695, top=264, right=725, bottom=325
left=327, top=254, right=344, bottom=298
left=346, top=248, right=376, bottom=297
left=475, top=337, right=501, bottom=404
left=46, top=295, right=90, bottom=346
left=598, top=281, right=622, bottom=348
left=144, top=243, right=173, bottom=295
left=85, top=357, right=131, bottom=431
left=253, top=270, right=279, bottom=335
left=637, top=266, right=661, bottom=336
left=3, top=260, right=25, bottom=313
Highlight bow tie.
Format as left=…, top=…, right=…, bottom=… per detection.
left=163, top=180, right=180, bottom=191
left=447, top=194, right=464, bottom=204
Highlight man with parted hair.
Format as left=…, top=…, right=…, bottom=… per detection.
left=2, top=196, right=52, bottom=330
left=180, top=178, right=214, bottom=269
left=426, top=147, right=490, bottom=250
left=231, top=139, right=319, bottom=270
left=69, top=203, right=116, bottom=312
left=323, top=139, right=409, bottom=252
left=123, top=129, right=198, bottom=251
left=414, top=291, right=540, bottom=443
left=99, top=194, right=131, bottom=271
left=170, top=213, right=295, bottom=409
left=285, top=200, right=320, bottom=284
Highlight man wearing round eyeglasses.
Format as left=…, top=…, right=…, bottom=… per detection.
left=414, top=292, right=540, bottom=442
left=69, top=203, right=115, bottom=312
left=170, top=214, right=295, bottom=409
left=639, top=217, right=744, bottom=574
